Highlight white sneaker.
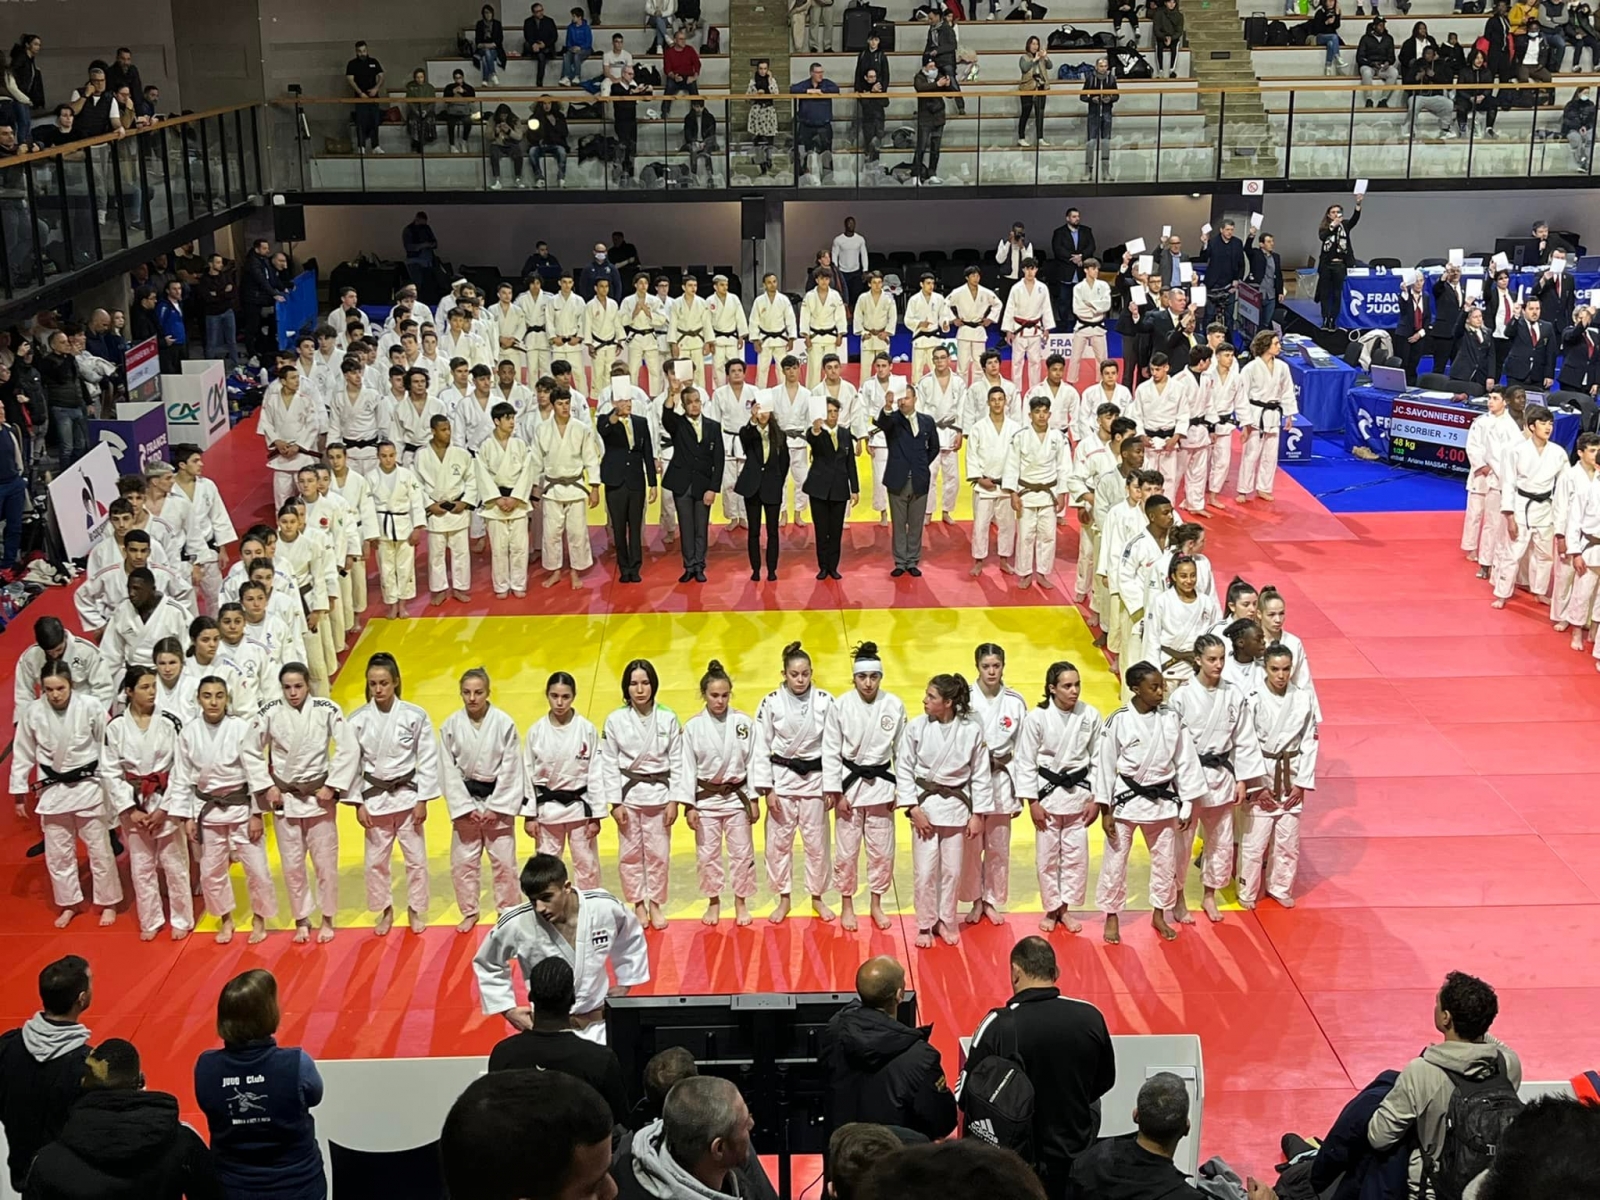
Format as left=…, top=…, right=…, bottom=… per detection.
left=490, top=74, right=501, bottom=85
left=1037, top=138, right=1050, bottom=146
left=372, top=145, right=385, bottom=154
left=490, top=179, right=502, bottom=189
left=1018, top=138, right=1031, bottom=147
left=926, top=174, right=943, bottom=185
left=517, top=178, right=528, bottom=187
left=559, top=177, right=567, bottom=187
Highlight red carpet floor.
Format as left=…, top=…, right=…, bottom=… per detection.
left=0, top=410, right=1595, bottom=1181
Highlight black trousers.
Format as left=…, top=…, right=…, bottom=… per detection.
left=673, top=491, right=710, bottom=572
left=606, top=484, right=644, bottom=575
left=1428, top=335, right=1457, bottom=374
left=746, top=500, right=780, bottom=573
left=1319, top=266, right=1346, bottom=324
left=812, top=497, right=846, bottom=573
left=1396, top=333, right=1425, bottom=380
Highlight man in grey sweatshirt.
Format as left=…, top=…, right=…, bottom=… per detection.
left=0, top=955, right=94, bottom=1190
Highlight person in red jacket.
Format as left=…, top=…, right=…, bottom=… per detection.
left=662, top=28, right=700, bottom=118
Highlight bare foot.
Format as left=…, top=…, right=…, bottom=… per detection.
left=373, top=907, right=395, bottom=936
left=702, top=899, right=721, bottom=926
left=1575, top=631, right=1588, bottom=651
left=1259, top=493, right=1275, bottom=503
left=1272, top=893, right=1296, bottom=909
left=984, top=902, right=1006, bottom=927
left=839, top=898, right=859, bottom=932
left=1152, top=911, right=1179, bottom=941
left=963, top=902, right=985, bottom=926
left=215, top=915, right=235, bottom=944
left=634, top=901, right=649, bottom=926
left=915, top=929, right=935, bottom=948
left=140, top=927, right=158, bottom=942
left=542, top=571, right=562, bottom=589
left=98, top=907, right=116, bottom=926
left=969, top=563, right=983, bottom=578
left=456, top=914, right=479, bottom=934
left=811, top=895, right=836, bottom=923
left=1169, top=903, right=1196, bottom=926
left=1018, top=575, right=1034, bottom=589
left=1103, top=914, right=1121, bottom=944
left=1556, top=621, right=1570, bottom=632
left=1039, top=913, right=1058, bottom=932
left=171, top=926, right=190, bottom=941
left=294, top=922, right=311, bottom=944
left=430, top=593, right=447, bottom=607
left=409, top=908, right=427, bottom=934
left=649, top=902, right=668, bottom=930
left=452, top=589, right=472, bottom=603
left=999, top=561, right=1018, bottom=575
left=1036, top=575, right=1056, bottom=590
left=248, top=916, right=268, bottom=944
left=1202, top=891, right=1224, bottom=923
left=937, top=920, right=960, bottom=946
left=768, top=895, right=791, bottom=924
left=318, top=921, right=336, bottom=943
left=569, top=571, right=583, bottom=590
left=1061, top=911, right=1083, bottom=933
left=735, top=898, right=752, bottom=926
left=940, top=512, right=954, bottom=525
left=1490, top=597, right=1507, bottom=609
left=1235, top=495, right=1250, bottom=504
left=54, top=909, right=75, bottom=929
left=871, top=900, right=893, bottom=930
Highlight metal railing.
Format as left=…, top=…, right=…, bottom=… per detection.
left=0, top=104, right=263, bottom=303
left=267, top=80, right=1597, bottom=195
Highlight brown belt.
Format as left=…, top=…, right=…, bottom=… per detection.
left=270, top=771, right=328, bottom=799
left=620, top=768, right=671, bottom=804
left=195, top=786, right=251, bottom=838
left=362, top=769, right=417, bottom=796
left=914, top=776, right=971, bottom=811
left=1262, top=749, right=1300, bottom=800
left=695, top=777, right=749, bottom=805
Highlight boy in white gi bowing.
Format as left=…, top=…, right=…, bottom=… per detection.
left=473, top=852, right=651, bottom=1044
left=1093, top=661, right=1207, bottom=944
left=440, top=667, right=527, bottom=933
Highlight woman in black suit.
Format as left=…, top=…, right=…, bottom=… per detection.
left=1449, top=307, right=1496, bottom=389
left=735, top=404, right=789, bottom=581
left=802, top=398, right=860, bottom=580
left=1394, top=274, right=1430, bottom=381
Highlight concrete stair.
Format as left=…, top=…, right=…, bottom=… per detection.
left=1181, top=0, right=1282, bottom=178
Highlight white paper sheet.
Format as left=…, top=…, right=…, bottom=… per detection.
left=1191, top=284, right=1207, bottom=308
left=809, top=394, right=829, bottom=422
left=1202, top=223, right=1212, bottom=237
left=1126, top=237, right=1147, bottom=256
left=1249, top=211, right=1264, bottom=230
left=673, top=358, right=693, bottom=381
left=1466, top=278, right=1484, bottom=299
left=1179, top=263, right=1194, bottom=283
left=1137, top=254, right=1154, bottom=277
left=1492, top=252, right=1511, bottom=273
left=1354, top=178, right=1369, bottom=196
left=1161, top=225, right=1171, bottom=240
left=1448, top=248, right=1465, bottom=267
left=1130, top=285, right=1149, bottom=306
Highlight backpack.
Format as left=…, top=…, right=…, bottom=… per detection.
left=701, top=25, right=721, bottom=51
left=958, top=1012, right=1036, bottom=1167
left=1117, top=48, right=1154, bottom=77
left=1266, top=18, right=1291, bottom=43
left=1424, top=1055, right=1525, bottom=1200
left=1094, top=30, right=1119, bottom=48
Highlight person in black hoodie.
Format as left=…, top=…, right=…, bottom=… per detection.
left=23, top=1038, right=221, bottom=1200
left=854, top=31, right=890, bottom=161
left=0, top=956, right=94, bottom=1193
left=1068, top=1073, right=1278, bottom=1200
left=821, top=957, right=957, bottom=1141
left=1273, top=1071, right=1406, bottom=1200
left=1356, top=16, right=1398, bottom=105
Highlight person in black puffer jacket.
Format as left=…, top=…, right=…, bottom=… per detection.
left=23, top=1039, right=221, bottom=1200
left=1562, top=83, right=1595, bottom=168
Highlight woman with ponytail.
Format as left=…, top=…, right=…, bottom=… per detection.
left=522, top=672, right=604, bottom=890
left=1014, top=661, right=1100, bottom=935
left=683, top=660, right=759, bottom=926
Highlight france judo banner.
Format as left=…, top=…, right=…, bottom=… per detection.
left=1339, top=275, right=1404, bottom=330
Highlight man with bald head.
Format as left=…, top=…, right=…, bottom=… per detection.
left=820, top=955, right=957, bottom=1140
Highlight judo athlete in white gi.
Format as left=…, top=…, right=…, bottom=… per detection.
left=1203, top=344, right=1244, bottom=507
left=897, top=672, right=993, bottom=947
left=522, top=672, right=604, bottom=890
left=1549, top=433, right=1599, bottom=639
left=595, top=659, right=684, bottom=931
left=1093, top=661, right=1208, bottom=943
left=683, top=660, right=760, bottom=927
left=11, top=662, right=121, bottom=927
left=799, top=277, right=847, bottom=390
left=169, top=676, right=277, bottom=944
left=766, top=358, right=814, bottom=525
left=369, top=441, right=428, bottom=619
left=858, top=357, right=901, bottom=524
left=101, top=666, right=191, bottom=939
left=345, top=654, right=441, bottom=936
left=1068, top=404, right=1126, bottom=615
left=751, top=642, right=836, bottom=924
left=1140, top=555, right=1221, bottom=690
left=260, top=365, right=327, bottom=509
left=243, top=662, right=353, bottom=943
left=531, top=390, right=604, bottom=589
left=1235, top=331, right=1297, bottom=503
left=712, top=361, right=759, bottom=527
left=1001, top=260, right=1055, bottom=396
left=476, top=403, right=536, bottom=598
left=172, top=444, right=238, bottom=618
left=964, top=646, right=1029, bottom=925
left=822, top=642, right=905, bottom=933
left=750, top=274, right=798, bottom=390
left=1560, top=462, right=1600, bottom=660
left=1095, top=468, right=1163, bottom=666
left=708, top=276, right=748, bottom=390
left=1166, top=635, right=1265, bottom=924
left=1239, top=645, right=1318, bottom=909
left=326, top=448, right=377, bottom=624
left=1129, top=354, right=1184, bottom=498
left=472, top=851, right=651, bottom=1044
left=1004, top=396, right=1073, bottom=589
left=1173, top=349, right=1215, bottom=516
left=1258, top=588, right=1321, bottom=721
left=966, top=387, right=1021, bottom=577
left=853, top=273, right=897, bottom=373
left=1463, top=389, right=1521, bottom=575
left=916, top=349, right=967, bottom=525
left=1016, top=661, right=1102, bottom=934
left=948, top=267, right=1002, bottom=386
left=1492, top=404, right=1568, bottom=608
left=15, top=617, right=115, bottom=727
left=904, top=276, right=950, bottom=384
left=440, top=668, right=527, bottom=932
left=97, top=571, right=193, bottom=681
left=414, top=416, right=479, bottom=604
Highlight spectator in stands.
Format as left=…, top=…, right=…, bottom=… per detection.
left=791, top=62, right=839, bottom=179
left=561, top=7, right=594, bottom=86
left=1153, top=0, right=1185, bottom=77
left=345, top=41, right=385, bottom=153
left=1563, top=84, right=1594, bottom=169
left=523, top=239, right=562, bottom=282
left=1276, top=1071, right=1408, bottom=1200
left=488, top=103, right=526, bottom=188
left=1307, top=0, right=1347, bottom=75
left=40, top=330, right=89, bottom=463
left=631, top=1046, right=698, bottom=1129
left=613, top=1075, right=777, bottom=1200
left=1396, top=20, right=1435, bottom=77
left=404, top=68, right=438, bottom=153
left=961, top=938, right=1114, bottom=1200
left=830, top=1124, right=912, bottom=1200
left=402, top=210, right=439, bottom=288
left=34, top=104, right=79, bottom=148
left=1070, top=1073, right=1278, bottom=1200
left=603, top=33, right=634, bottom=93
left=1455, top=47, right=1497, bottom=136
left=1484, top=1, right=1516, bottom=81
left=855, top=30, right=891, bottom=114
left=524, top=3, right=560, bottom=86
left=861, top=1142, right=1049, bottom=1200
left=1571, top=3, right=1600, bottom=69
left=531, top=98, right=571, bottom=186
left=476, top=5, right=507, bottom=85
left=683, top=99, right=717, bottom=181
left=5, top=36, right=44, bottom=146
left=106, top=47, right=144, bottom=101
left=748, top=58, right=779, bottom=175
left=1111, top=0, right=1140, bottom=43
left=612, top=67, right=650, bottom=183
left=662, top=27, right=701, bottom=118
left=441, top=70, right=477, bottom=150
left=487, top=957, right=630, bottom=1124
left=1367, top=971, right=1522, bottom=1199
left=912, top=61, right=954, bottom=186
left=193, top=970, right=326, bottom=1200
left=1474, top=1094, right=1600, bottom=1199
left=1539, top=0, right=1570, bottom=67
left=822, top=956, right=957, bottom=1141
left=1406, top=44, right=1456, bottom=137
left=138, top=84, right=162, bottom=120
left=443, top=1070, right=616, bottom=1200
left=857, top=68, right=888, bottom=167
left=1357, top=16, right=1398, bottom=105
left=924, top=10, right=964, bottom=114
left=0, top=956, right=94, bottom=1193
left=646, top=0, right=677, bottom=52
left=1018, top=38, right=1054, bottom=147
left=26, top=1037, right=222, bottom=1200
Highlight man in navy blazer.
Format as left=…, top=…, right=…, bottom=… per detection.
left=874, top=382, right=940, bottom=576
left=661, top=384, right=723, bottom=584
left=598, top=394, right=657, bottom=583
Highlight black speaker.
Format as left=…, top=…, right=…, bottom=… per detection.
left=273, top=203, right=306, bottom=243
left=741, top=196, right=765, bottom=241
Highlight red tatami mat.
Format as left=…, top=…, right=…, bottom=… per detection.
left=0, top=417, right=1597, bottom=1179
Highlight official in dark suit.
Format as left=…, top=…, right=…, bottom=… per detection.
left=874, top=385, right=940, bottom=576
left=1196, top=219, right=1248, bottom=329
left=1535, top=264, right=1577, bottom=335
left=1050, top=209, right=1096, bottom=330
left=1140, top=295, right=1181, bottom=363
left=598, top=395, right=658, bottom=583
left=802, top=397, right=860, bottom=580
left=1394, top=277, right=1431, bottom=382
left=1243, top=230, right=1284, bottom=333
left=1502, top=300, right=1556, bottom=388
left=661, top=385, right=724, bottom=583
left=734, top=405, right=790, bottom=580
left=1558, top=310, right=1600, bottom=396
left=1449, top=309, right=1496, bottom=389
left=1429, top=267, right=1466, bottom=374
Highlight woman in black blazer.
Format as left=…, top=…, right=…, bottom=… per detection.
left=1394, top=274, right=1430, bottom=381
left=1314, top=194, right=1362, bottom=330
left=1449, top=307, right=1496, bottom=389
left=735, top=406, right=790, bottom=581
left=802, top=402, right=860, bottom=580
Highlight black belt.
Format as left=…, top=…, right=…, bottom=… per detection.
left=1250, top=400, right=1282, bottom=411
left=1198, top=751, right=1234, bottom=774
left=528, top=325, right=547, bottom=333
left=913, top=331, right=946, bottom=341
left=758, top=327, right=789, bottom=339
left=345, top=436, right=381, bottom=449
left=695, top=777, right=749, bottom=805
left=590, top=337, right=619, bottom=349
left=535, top=784, right=593, bottom=818
left=913, top=776, right=971, bottom=810
left=620, top=767, right=671, bottom=804
left=714, top=330, right=742, bottom=339
left=402, top=441, right=422, bottom=454
left=841, top=758, right=894, bottom=792
left=1189, top=417, right=1216, bottom=431
left=1113, top=772, right=1178, bottom=810
left=363, top=769, right=417, bottom=795
left=1146, top=426, right=1176, bottom=439
left=1036, top=763, right=1090, bottom=800
left=38, top=761, right=100, bottom=792
left=463, top=778, right=496, bottom=800
left=960, top=320, right=986, bottom=329
left=809, top=327, right=839, bottom=337
left=1076, top=319, right=1107, bottom=329
left=1517, top=486, right=1554, bottom=504
left=769, top=754, right=822, bottom=776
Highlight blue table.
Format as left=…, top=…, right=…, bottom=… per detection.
left=1343, top=385, right=1579, bottom=464
left=1287, top=354, right=1359, bottom=433
left=1341, top=270, right=1600, bottom=330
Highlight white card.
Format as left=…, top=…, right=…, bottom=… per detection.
left=1179, top=263, right=1194, bottom=283
left=1126, top=237, right=1147, bottom=256
left=1202, top=223, right=1213, bottom=237
left=1161, top=225, right=1171, bottom=240
left=1354, top=178, right=1369, bottom=196
left=1492, top=252, right=1511, bottom=273
left=1448, top=248, right=1465, bottom=267
left=809, top=394, right=829, bottom=422
left=1590, top=288, right=1600, bottom=308
left=1249, top=210, right=1263, bottom=229
left=1137, top=255, right=1154, bottom=277
left=1552, top=255, right=1569, bottom=273
left=1191, top=284, right=1207, bottom=309
left=1397, top=268, right=1415, bottom=285
left=1466, top=278, right=1484, bottom=299
left=673, top=359, right=692, bottom=381
left=1130, top=285, right=1149, bottom=306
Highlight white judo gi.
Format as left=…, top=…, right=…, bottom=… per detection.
left=440, top=704, right=526, bottom=920
left=965, top=686, right=1029, bottom=912
left=683, top=708, right=758, bottom=900
left=1129, top=375, right=1184, bottom=498
left=14, top=636, right=114, bottom=726
left=1462, top=407, right=1521, bottom=567
left=101, top=708, right=191, bottom=935
left=476, top=433, right=536, bottom=597
left=98, top=597, right=192, bottom=677
left=169, top=712, right=277, bottom=922
left=1240, top=683, right=1318, bottom=906
left=822, top=689, right=906, bottom=901
left=1236, top=356, right=1296, bottom=501
left=1166, top=679, right=1264, bottom=894
left=413, top=442, right=478, bottom=595
left=523, top=713, right=603, bottom=890
left=1003, top=424, right=1072, bottom=580
left=530, top=416, right=603, bottom=571
left=916, top=369, right=967, bottom=521
left=595, top=704, right=684, bottom=907
left=344, top=697, right=441, bottom=917
left=1014, top=699, right=1101, bottom=913
left=966, top=414, right=1022, bottom=562
left=895, top=713, right=993, bottom=933
left=1493, top=438, right=1568, bottom=602
left=1141, top=590, right=1222, bottom=688
left=751, top=686, right=835, bottom=899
